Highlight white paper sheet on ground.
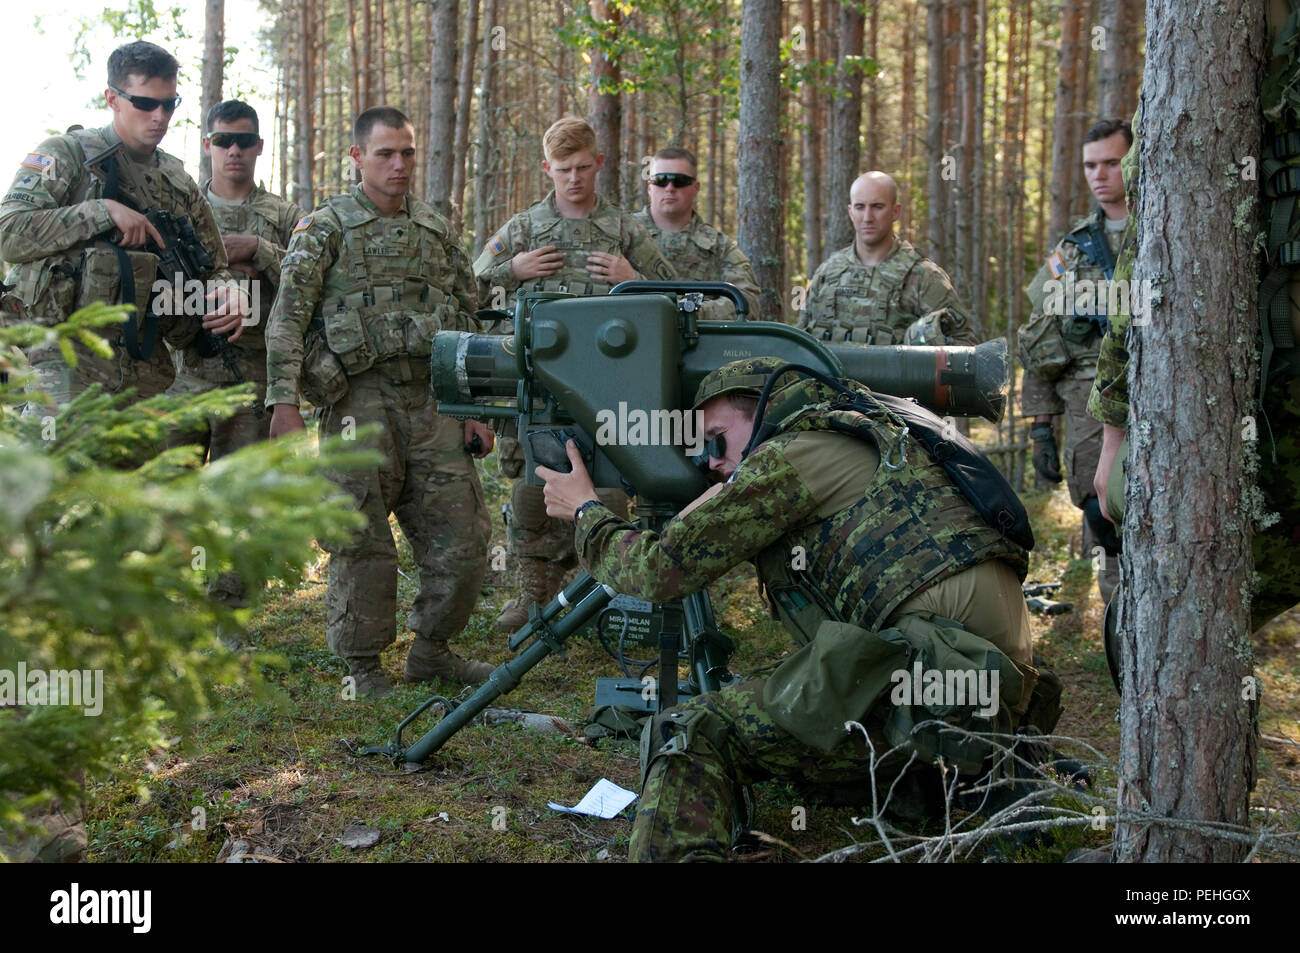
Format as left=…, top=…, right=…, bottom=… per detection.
left=547, top=778, right=638, bottom=818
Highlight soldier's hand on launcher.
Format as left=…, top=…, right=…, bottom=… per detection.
left=537, top=439, right=598, bottom=521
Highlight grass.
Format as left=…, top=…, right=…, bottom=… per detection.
left=81, top=447, right=1300, bottom=864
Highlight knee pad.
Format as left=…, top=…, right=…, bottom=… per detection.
left=638, top=706, right=728, bottom=790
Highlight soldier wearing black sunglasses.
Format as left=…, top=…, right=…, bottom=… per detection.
left=634, top=147, right=760, bottom=321
left=0, top=40, right=245, bottom=421
left=167, top=100, right=305, bottom=553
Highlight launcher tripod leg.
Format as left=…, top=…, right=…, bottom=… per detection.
left=369, top=573, right=615, bottom=767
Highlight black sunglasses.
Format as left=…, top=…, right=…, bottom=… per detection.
left=649, top=173, right=697, bottom=189
left=691, top=433, right=727, bottom=471
left=209, top=132, right=260, bottom=150
left=109, top=85, right=181, bottom=113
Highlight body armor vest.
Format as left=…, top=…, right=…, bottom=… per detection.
left=806, top=243, right=924, bottom=345
left=753, top=381, right=1028, bottom=642
left=316, top=192, right=465, bottom=375
left=518, top=200, right=624, bottom=297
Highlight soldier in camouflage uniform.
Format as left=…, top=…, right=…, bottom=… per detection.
left=1088, top=114, right=1300, bottom=631
left=473, top=117, right=676, bottom=633
left=167, top=100, right=304, bottom=466
left=1020, top=120, right=1132, bottom=603
left=0, top=41, right=246, bottom=418
left=265, top=107, right=494, bottom=698
left=538, top=359, right=1040, bottom=862
left=633, top=147, right=760, bottom=321
left=798, top=171, right=977, bottom=346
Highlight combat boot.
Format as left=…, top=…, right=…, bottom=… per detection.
left=347, top=658, right=394, bottom=699
left=495, top=556, right=552, bottom=633
left=404, top=637, right=494, bottom=685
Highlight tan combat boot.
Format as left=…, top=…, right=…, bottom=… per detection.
left=494, top=556, right=552, bottom=633
left=404, top=637, right=494, bottom=685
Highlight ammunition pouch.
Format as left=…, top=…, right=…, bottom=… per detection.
left=300, top=319, right=349, bottom=408
left=320, top=284, right=458, bottom=375
left=1061, top=312, right=1105, bottom=344
left=10, top=256, right=77, bottom=323
left=75, top=244, right=159, bottom=315
left=1017, top=309, right=1072, bottom=381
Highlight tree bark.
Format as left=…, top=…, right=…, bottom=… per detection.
left=199, top=0, right=224, bottom=185
left=739, top=0, right=784, bottom=322
left=866, top=0, right=879, bottom=172
left=427, top=0, right=459, bottom=218
left=451, top=0, right=479, bottom=228
left=925, top=0, right=946, bottom=260
left=1049, top=0, right=1082, bottom=238
left=900, top=0, right=917, bottom=238
left=1114, top=0, right=1264, bottom=864
left=800, top=0, right=822, bottom=275
left=824, top=1, right=865, bottom=255
left=474, top=0, right=499, bottom=248
left=588, top=0, right=622, bottom=201
left=1098, top=0, right=1142, bottom=120
left=294, top=0, right=314, bottom=209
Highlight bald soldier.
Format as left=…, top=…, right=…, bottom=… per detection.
left=633, top=147, right=760, bottom=320
left=799, top=172, right=977, bottom=347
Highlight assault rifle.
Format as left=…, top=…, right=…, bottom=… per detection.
left=358, top=282, right=1012, bottom=766
left=144, top=209, right=255, bottom=405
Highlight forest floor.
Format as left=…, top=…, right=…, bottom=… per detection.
left=84, top=425, right=1300, bottom=864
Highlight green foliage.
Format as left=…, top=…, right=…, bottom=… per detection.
left=0, top=305, right=373, bottom=855
left=557, top=0, right=741, bottom=143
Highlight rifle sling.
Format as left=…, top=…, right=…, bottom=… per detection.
left=101, top=153, right=157, bottom=361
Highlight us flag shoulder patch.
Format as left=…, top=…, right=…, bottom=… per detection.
left=1045, top=250, right=1065, bottom=279
left=293, top=214, right=314, bottom=232
left=21, top=152, right=53, bottom=173
left=488, top=232, right=506, bottom=256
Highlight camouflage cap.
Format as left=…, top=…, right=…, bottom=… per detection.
left=691, top=357, right=792, bottom=410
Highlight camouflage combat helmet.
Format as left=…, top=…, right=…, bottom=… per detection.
left=691, top=357, right=795, bottom=410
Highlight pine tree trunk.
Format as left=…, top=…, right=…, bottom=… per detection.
left=925, top=0, right=946, bottom=259
left=801, top=0, right=822, bottom=275
left=739, top=0, right=785, bottom=322
left=427, top=0, right=459, bottom=217
left=1114, top=0, right=1264, bottom=864
left=199, top=0, right=224, bottom=185
left=866, top=0, right=879, bottom=172
left=589, top=0, right=622, bottom=201
left=1098, top=0, right=1141, bottom=120
left=900, top=0, right=916, bottom=238
left=294, top=0, right=314, bottom=209
left=452, top=0, right=479, bottom=228
left=1049, top=0, right=1082, bottom=238
left=474, top=0, right=499, bottom=248
left=824, top=1, right=865, bottom=255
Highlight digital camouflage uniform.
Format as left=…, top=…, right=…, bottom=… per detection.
left=631, top=208, right=760, bottom=320
left=797, top=239, right=978, bottom=346
left=1021, top=208, right=1127, bottom=600
left=1088, top=118, right=1300, bottom=630
left=0, top=123, right=233, bottom=411
left=265, top=184, right=491, bottom=679
left=167, top=181, right=305, bottom=461
left=575, top=364, right=1036, bottom=862
left=473, top=192, right=675, bottom=627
